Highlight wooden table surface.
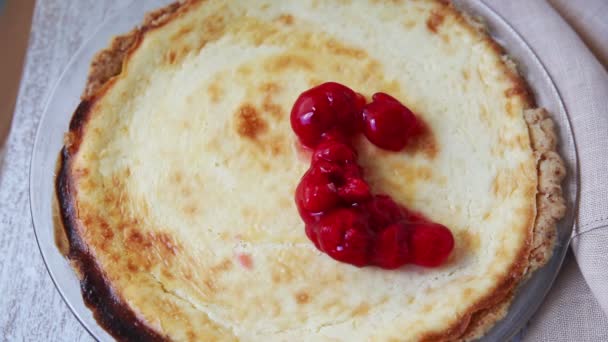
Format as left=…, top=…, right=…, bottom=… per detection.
left=0, top=0, right=34, bottom=149
left=0, top=1, right=606, bottom=341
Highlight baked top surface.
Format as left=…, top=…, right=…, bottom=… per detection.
left=57, top=0, right=556, bottom=341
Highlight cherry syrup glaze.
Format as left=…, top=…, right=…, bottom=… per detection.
left=292, top=82, right=454, bottom=269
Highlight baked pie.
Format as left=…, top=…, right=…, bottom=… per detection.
left=56, top=0, right=566, bottom=340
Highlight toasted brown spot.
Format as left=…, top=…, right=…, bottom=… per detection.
left=324, top=39, right=366, bottom=58
left=155, top=232, right=180, bottom=256
left=505, top=102, right=515, bottom=117
left=208, top=80, right=224, bottom=103
left=166, top=50, right=177, bottom=64
left=295, top=291, right=310, bottom=304
left=462, top=69, right=470, bottom=80
left=276, top=14, right=294, bottom=25
left=238, top=65, right=252, bottom=76
left=262, top=99, right=284, bottom=119
left=404, top=120, right=439, bottom=159
left=483, top=211, right=492, bottom=221
left=210, top=259, right=233, bottom=275
left=421, top=304, right=434, bottom=313
left=427, top=11, right=445, bottom=33
left=259, top=82, right=281, bottom=94
left=171, top=25, right=194, bottom=42
left=171, top=171, right=183, bottom=184
left=204, top=279, right=216, bottom=293
left=73, top=167, right=90, bottom=178
left=516, top=134, right=528, bottom=149
left=440, top=33, right=451, bottom=44
left=269, top=137, right=286, bottom=156
left=462, top=287, right=474, bottom=300
left=100, top=220, right=114, bottom=240
left=271, top=262, right=295, bottom=284
left=203, top=14, right=226, bottom=37
left=352, top=303, right=371, bottom=316
left=505, top=86, right=525, bottom=98
left=183, top=202, right=198, bottom=216
left=161, top=268, right=175, bottom=281
left=403, top=20, right=416, bottom=29
left=127, top=261, right=138, bottom=272
left=266, top=54, right=313, bottom=72
left=236, top=104, right=267, bottom=140
left=459, top=231, right=481, bottom=252
left=126, top=230, right=155, bottom=252
left=241, top=207, right=253, bottom=220
left=496, top=245, right=509, bottom=260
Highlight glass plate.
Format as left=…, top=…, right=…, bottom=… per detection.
left=30, top=1, right=578, bottom=341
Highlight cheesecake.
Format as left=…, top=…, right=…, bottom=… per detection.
left=56, top=0, right=566, bottom=340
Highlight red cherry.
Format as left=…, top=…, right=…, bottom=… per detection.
left=336, top=177, right=371, bottom=203
left=362, top=93, right=420, bottom=151
left=292, top=83, right=454, bottom=270
left=371, top=223, right=411, bottom=269
left=315, top=208, right=371, bottom=267
left=291, top=82, right=364, bottom=148
left=312, top=138, right=358, bottom=165
left=360, top=195, right=408, bottom=231
left=409, top=223, right=455, bottom=267
left=295, top=168, right=340, bottom=215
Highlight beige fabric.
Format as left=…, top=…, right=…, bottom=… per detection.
left=485, top=0, right=608, bottom=340
left=525, top=252, right=608, bottom=341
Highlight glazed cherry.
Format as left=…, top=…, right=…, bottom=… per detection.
left=291, top=82, right=365, bottom=148
left=295, top=168, right=340, bottom=216
left=409, top=223, right=455, bottom=267
left=312, top=138, right=357, bottom=165
left=360, top=195, right=409, bottom=231
left=362, top=93, right=420, bottom=151
left=292, top=83, right=454, bottom=269
left=313, top=208, right=371, bottom=267
left=371, top=223, right=411, bottom=269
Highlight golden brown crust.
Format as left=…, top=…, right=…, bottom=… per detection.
left=56, top=0, right=566, bottom=341
left=83, top=1, right=186, bottom=99
left=57, top=1, right=195, bottom=341
left=453, top=12, right=567, bottom=342
left=524, top=108, right=567, bottom=271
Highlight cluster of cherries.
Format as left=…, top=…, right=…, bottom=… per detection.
left=291, top=82, right=454, bottom=269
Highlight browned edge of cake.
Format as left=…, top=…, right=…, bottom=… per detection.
left=54, top=1, right=567, bottom=341
left=56, top=2, right=192, bottom=341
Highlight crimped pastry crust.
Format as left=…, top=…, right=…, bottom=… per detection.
left=56, top=0, right=566, bottom=341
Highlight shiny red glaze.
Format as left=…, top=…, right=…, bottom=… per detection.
left=312, top=138, right=358, bottom=165
left=292, top=83, right=454, bottom=269
left=336, top=177, right=371, bottom=203
left=362, top=92, right=420, bottom=151
left=409, top=223, right=455, bottom=267
left=371, top=223, right=411, bottom=269
left=291, top=82, right=364, bottom=148
left=314, top=208, right=371, bottom=267
left=295, top=168, right=340, bottom=214
left=359, top=195, right=409, bottom=231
